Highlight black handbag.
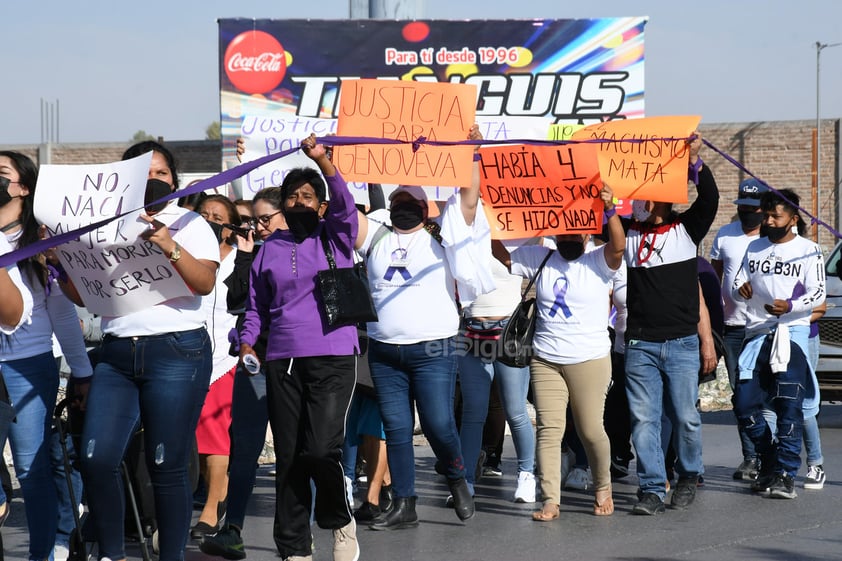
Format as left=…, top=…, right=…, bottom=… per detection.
left=316, top=230, right=378, bottom=327
left=498, top=250, right=553, bottom=368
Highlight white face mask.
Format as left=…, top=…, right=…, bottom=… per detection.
left=632, top=200, right=651, bottom=222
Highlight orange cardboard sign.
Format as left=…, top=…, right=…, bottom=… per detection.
left=478, top=143, right=603, bottom=239
left=572, top=115, right=701, bottom=203
left=334, top=79, right=477, bottom=187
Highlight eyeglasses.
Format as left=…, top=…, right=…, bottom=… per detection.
left=256, top=210, right=282, bottom=226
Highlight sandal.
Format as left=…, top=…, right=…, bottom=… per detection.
left=593, top=489, right=614, bottom=516
left=531, top=502, right=560, bottom=522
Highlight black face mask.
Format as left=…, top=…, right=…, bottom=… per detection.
left=760, top=224, right=790, bottom=242
left=557, top=241, right=585, bottom=261
left=145, top=179, right=173, bottom=214
left=738, top=209, right=763, bottom=230
left=0, top=177, right=12, bottom=208
left=390, top=202, right=425, bottom=230
left=284, top=208, right=320, bottom=243
left=206, top=221, right=225, bottom=244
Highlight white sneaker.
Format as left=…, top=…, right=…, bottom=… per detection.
left=333, top=518, right=360, bottom=561
left=804, top=464, right=826, bottom=490
left=560, top=448, right=575, bottom=484
left=563, top=467, right=591, bottom=491
left=513, top=471, right=536, bottom=503
left=54, top=544, right=70, bottom=561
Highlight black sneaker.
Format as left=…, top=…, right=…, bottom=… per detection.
left=670, top=476, right=698, bottom=509
left=732, top=458, right=760, bottom=480
left=632, top=492, right=665, bottom=515
left=768, top=473, right=797, bottom=499
left=610, top=457, right=631, bottom=480
left=199, top=525, right=246, bottom=560
left=751, top=472, right=775, bottom=495
left=353, top=501, right=382, bottom=522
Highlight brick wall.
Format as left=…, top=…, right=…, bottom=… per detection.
left=691, top=119, right=840, bottom=256
left=2, top=118, right=839, bottom=253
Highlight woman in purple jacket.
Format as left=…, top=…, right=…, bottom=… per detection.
left=238, top=134, right=360, bottom=561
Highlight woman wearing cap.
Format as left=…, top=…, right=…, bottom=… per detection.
left=355, top=124, right=495, bottom=529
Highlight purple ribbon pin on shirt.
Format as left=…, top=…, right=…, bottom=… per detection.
left=383, top=248, right=411, bottom=281
left=549, top=276, right=572, bottom=318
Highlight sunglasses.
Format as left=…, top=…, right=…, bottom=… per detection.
left=239, top=214, right=254, bottom=224
left=256, top=210, right=282, bottom=225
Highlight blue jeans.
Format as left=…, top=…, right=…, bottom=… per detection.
left=762, top=334, right=824, bottom=468
left=723, top=325, right=757, bottom=461
left=80, top=328, right=211, bottom=561
left=226, top=364, right=268, bottom=530
left=3, top=351, right=60, bottom=561
left=369, top=337, right=464, bottom=498
left=625, top=335, right=703, bottom=498
left=457, top=325, right=534, bottom=484
left=734, top=333, right=806, bottom=477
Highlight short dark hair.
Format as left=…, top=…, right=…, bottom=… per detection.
left=760, top=188, right=800, bottom=215
left=253, top=186, right=284, bottom=210
left=122, top=140, right=180, bottom=190
left=280, top=168, right=326, bottom=203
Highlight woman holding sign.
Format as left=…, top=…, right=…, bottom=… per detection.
left=0, top=150, right=93, bottom=561
left=354, top=124, right=495, bottom=529
left=492, top=184, right=624, bottom=521
left=75, top=141, right=220, bottom=561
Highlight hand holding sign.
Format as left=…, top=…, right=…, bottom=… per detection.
left=139, top=214, right=177, bottom=257
left=478, top=142, right=603, bottom=239
left=572, top=115, right=702, bottom=204
left=334, top=79, right=477, bottom=187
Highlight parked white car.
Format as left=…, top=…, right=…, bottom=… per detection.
left=817, top=241, right=842, bottom=401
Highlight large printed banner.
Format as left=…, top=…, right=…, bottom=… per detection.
left=574, top=115, right=701, bottom=203
left=34, top=154, right=191, bottom=316
left=219, top=18, right=646, bottom=198
left=478, top=144, right=603, bottom=239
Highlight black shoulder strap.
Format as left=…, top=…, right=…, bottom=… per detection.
left=520, top=250, right=553, bottom=301
left=318, top=228, right=337, bottom=270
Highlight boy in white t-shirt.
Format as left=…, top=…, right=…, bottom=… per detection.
left=732, top=188, right=825, bottom=500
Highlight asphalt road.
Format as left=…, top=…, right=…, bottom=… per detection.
left=3, top=404, right=841, bottom=561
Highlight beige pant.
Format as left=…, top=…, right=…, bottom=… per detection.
left=531, top=355, right=612, bottom=504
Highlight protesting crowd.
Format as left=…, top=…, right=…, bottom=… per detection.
left=0, top=121, right=830, bottom=561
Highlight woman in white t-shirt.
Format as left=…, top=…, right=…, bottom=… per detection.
left=492, top=185, right=624, bottom=521
left=355, top=125, right=495, bottom=529
left=457, top=254, right=537, bottom=504
left=67, top=141, right=220, bottom=561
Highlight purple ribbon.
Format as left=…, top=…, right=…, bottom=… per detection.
left=4, top=133, right=837, bottom=271
left=548, top=276, right=572, bottom=318
left=383, top=248, right=411, bottom=281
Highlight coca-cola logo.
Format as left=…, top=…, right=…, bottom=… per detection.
left=224, top=30, right=287, bottom=94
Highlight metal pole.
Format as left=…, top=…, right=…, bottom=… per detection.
left=817, top=42, right=823, bottom=247
left=815, top=41, right=842, bottom=248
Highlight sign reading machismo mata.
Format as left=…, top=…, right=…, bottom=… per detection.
left=218, top=18, right=646, bottom=198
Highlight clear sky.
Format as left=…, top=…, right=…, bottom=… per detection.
left=4, top=0, right=842, bottom=144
